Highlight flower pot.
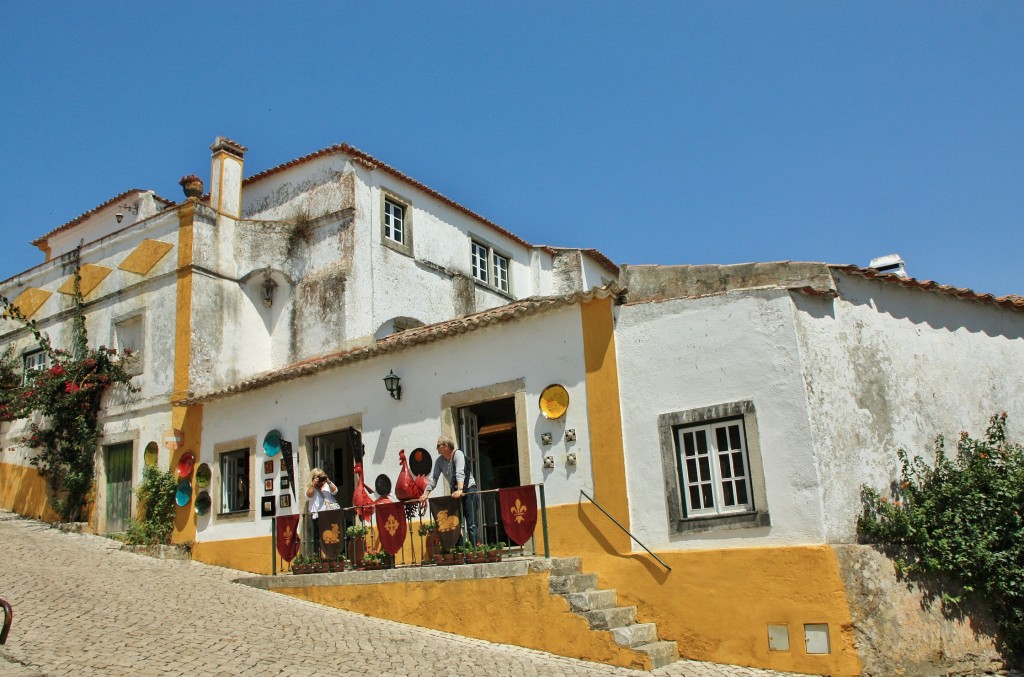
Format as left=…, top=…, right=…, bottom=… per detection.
left=424, top=529, right=442, bottom=561
left=348, top=539, right=366, bottom=568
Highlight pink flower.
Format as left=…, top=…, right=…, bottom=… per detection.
left=65, top=383, right=80, bottom=394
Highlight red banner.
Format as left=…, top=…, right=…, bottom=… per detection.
left=276, top=514, right=301, bottom=563
left=499, top=486, right=537, bottom=546
left=375, top=501, right=407, bottom=555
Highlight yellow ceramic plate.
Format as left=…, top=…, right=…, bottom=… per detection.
left=539, top=384, right=569, bottom=419
left=144, top=441, right=158, bottom=467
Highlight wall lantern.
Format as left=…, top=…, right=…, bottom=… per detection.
left=261, top=272, right=278, bottom=308
left=383, top=370, right=402, bottom=400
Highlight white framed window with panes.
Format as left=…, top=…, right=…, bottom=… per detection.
left=658, top=400, right=770, bottom=534
left=22, top=348, right=47, bottom=384
left=470, top=239, right=510, bottom=293
left=379, top=189, right=413, bottom=256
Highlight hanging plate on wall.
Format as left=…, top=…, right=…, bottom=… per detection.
left=144, top=441, right=159, bottom=467
left=194, top=491, right=211, bottom=516
left=195, top=463, right=211, bottom=489
left=175, top=479, right=192, bottom=507
left=263, top=429, right=282, bottom=457
left=375, top=474, right=392, bottom=498
left=177, top=451, right=195, bottom=478
left=409, top=448, right=432, bottom=476
left=539, top=384, right=570, bottom=419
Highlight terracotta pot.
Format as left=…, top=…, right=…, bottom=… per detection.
left=348, top=539, right=366, bottom=568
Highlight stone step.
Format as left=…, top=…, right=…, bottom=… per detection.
left=609, top=622, right=658, bottom=648
left=581, top=605, right=637, bottom=630
left=529, top=556, right=581, bottom=576
left=564, top=588, right=618, bottom=612
left=635, top=640, right=679, bottom=669
left=548, top=572, right=598, bottom=594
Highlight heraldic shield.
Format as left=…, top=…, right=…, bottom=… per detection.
left=317, top=510, right=345, bottom=560
left=499, top=486, right=538, bottom=546
left=429, top=496, right=463, bottom=551
left=276, top=514, right=301, bottom=562
left=375, top=501, right=407, bottom=555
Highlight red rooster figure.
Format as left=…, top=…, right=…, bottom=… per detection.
left=395, top=449, right=428, bottom=519
left=352, top=463, right=375, bottom=521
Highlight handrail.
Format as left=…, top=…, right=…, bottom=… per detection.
left=579, top=489, right=671, bottom=571
left=0, top=597, right=11, bottom=644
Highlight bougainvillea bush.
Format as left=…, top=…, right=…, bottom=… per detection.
left=0, top=263, right=137, bottom=521
left=858, top=413, right=1024, bottom=663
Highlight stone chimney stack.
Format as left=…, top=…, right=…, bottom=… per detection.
left=209, top=136, right=247, bottom=219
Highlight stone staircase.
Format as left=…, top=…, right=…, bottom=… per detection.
left=533, top=557, right=679, bottom=670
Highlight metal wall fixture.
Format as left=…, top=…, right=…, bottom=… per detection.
left=541, top=432, right=553, bottom=445
left=543, top=455, right=555, bottom=469
left=565, top=429, right=576, bottom=442
left=260, top=271, right=278, bottom=307
left=566, top=452, right=577, bottom=466
left=383, top=370, right=402, bottom=400
left=115, top=201, right=139, bottom=224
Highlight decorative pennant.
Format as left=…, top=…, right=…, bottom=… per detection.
left=499, top=486, right=538, bottom=546
left=375, top=502, right=408, bottom=556
left=317, top=510, right=345, bottom=560
left=280, top=439, right=296, bottom=498
left=429, top=496, right=463, bottom=551
left=276, top=514, right=301, bottom=563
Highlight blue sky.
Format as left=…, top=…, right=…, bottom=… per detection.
left=1, top=2, right=1021, bottom=296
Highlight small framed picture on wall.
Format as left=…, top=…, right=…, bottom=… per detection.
left=280, top=476, right=291, bottom=490
left=264, top=460, right=274, bottom=475
left=264, top=479, right=273, bottom=493
left=279, top=494, right=291, bottom=509
left=261, top=497, right=276, bottom=517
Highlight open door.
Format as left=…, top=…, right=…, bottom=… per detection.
left=457, top=398, right=520, bottom=543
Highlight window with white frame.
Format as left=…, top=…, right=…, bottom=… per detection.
left=22, top=349, right=46, bottom=384
left=383, top=197, right=405, bottom=245
left=380, top=190, right=413, bottom=256
left=675, top=419, right=751, bottom=516
left=658, top=400, right=770, bottom=533
left=470, top=239, right=510, bottom=293
left=220, top=449, right=250, bottom=514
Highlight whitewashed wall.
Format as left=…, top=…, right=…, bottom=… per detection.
left=795, top=271, right=1024, bottom=543
left=195, top=304, right=593, bottom=543
left=615, top=290, right=828, bottom=550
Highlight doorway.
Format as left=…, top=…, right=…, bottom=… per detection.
left=105, top=442, right=133, bottom=533
left=458, top=398, right=520, bottom=544
left=309, top=426, right=361, bottom=511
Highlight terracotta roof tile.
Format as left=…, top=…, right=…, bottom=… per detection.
left=180, top=283, right=625, bottom=405
left=31, top=189, right=176, bottom=247
left=829, top=265, right=1024, bottom=310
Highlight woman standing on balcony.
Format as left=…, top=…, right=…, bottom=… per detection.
left=306, top=468, right=338, bottom=558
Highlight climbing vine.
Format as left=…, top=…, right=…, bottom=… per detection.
left=0, top=256, right=138, bottom=521
left=858, top=413, right=1024, bottom=663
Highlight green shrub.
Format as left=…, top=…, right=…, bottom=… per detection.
left=123, top=465, right=177, bottom=545
left=858, top=413, right=1024, bottom=663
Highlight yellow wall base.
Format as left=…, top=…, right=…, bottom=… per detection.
left=193, top=535, right=274, bottom=574
left=277, top=570, right=651, bottom=670
left=1, top=461, right=63, bottom=523
left=542, top=504, right=863, bottom=676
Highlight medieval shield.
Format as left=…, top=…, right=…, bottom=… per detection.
left=429, top=496, right=463, bottom=551
left=276, top=514, right=301, bottom=562
left=375, top=501, right=407, bottom=555
left=317, top=509, right=345, bottom=560
left=499, top=486, right=538, bottom=546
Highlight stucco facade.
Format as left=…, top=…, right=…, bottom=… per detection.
left=2, top=137, right=1022, bottom=674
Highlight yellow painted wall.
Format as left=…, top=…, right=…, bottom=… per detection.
left=278, top=571, right=651, bottom=670
left=193, top=535, right=274, bottom=574
left=0, top=462, right=60, bottom=522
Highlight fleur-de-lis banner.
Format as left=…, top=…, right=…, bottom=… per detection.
left=375, top=501, right=407, bottom=555
left=276, top=514, right=301, bottom=563
left=499, top=486, right=537, bottom=546
left=429, top=496, right=463, bottom=551
left=317, top=510, right=345, bottom=560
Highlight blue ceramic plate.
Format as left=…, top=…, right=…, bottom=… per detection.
left=263, top=429, right=282, bottom=457
left=175, top=479, right=192, bottom=507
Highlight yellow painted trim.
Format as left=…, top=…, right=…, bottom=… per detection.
left=171, top=202, right=200, bottom=543
left=278, top=570, right=651, bottom=670
left=57, top=264, right=112, bottom=297
left=35, top=242, right=52, bottom=261
left=0, top=461, right=60, bottom=521
left=580, top=296, right=630, bottom=549
left=193, top=535, right=272, bottom=574
left=119, top=239, right=174, bottom=276
left=10, top=288, right=53, bottom=319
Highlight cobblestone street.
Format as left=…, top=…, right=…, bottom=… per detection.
left=0, top=512, right=813, bottom=677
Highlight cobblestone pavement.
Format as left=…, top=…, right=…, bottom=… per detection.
left=0, top=511, right=815, bottom=677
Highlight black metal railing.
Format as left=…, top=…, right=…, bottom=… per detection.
left=270, top=483, right=549, bottom=575
left=579, top=489, right=671, bottom=571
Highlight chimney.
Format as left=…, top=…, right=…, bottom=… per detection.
left=209, top=136, right=247, bottom=219
left=868, top=253, right=907, bottom=277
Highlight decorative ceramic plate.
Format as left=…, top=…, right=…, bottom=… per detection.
left=375, top=474, right=392, bottom=497
left=409, top=448, right=432, bottom=476
left=539, top=384, right=570, bottom=419
left=195, top=463, right=211, bottom=489
left=175, top=479, right=192, bottom=507
left=144, top=441, right=159, bottom=467
left=263, top=429, right=282, bottom=457
left=194, top=491, right=211, bottom=516
left=177, top=451, right=195, bottom=478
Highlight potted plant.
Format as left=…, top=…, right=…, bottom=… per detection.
left=327, top=555, right=347, bottom=573
left=346, top=524, right=370, bottom=567
left=362, top=548, right=387, bottom=570
left=418, top=521, right=442, bottom=562
left=312, top=555, right=329, bottom=573
left=291, top=554, right=312, bottom=575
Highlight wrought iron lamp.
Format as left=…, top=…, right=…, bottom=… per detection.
left=383, top=370, right=402, bottom=400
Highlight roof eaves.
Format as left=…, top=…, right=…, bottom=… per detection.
left=829, top=265, right=1024, bottom=310
left=31, top=189, right=176, bottom=247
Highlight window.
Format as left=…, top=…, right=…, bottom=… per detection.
left=22, top=349, right=46, bottom=384
left=114, top=314, right=143, bottom=375
left=470, top=239, right=510, bottom=293
left=676, top=419, right=751, bottom=517
left=379, top=189, right=413, bottom=256
left=384, top=198, right=405, bottom=245
left=220, top=449, right=250, bottom=514
left=658, top=400, right=770, bottom=534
